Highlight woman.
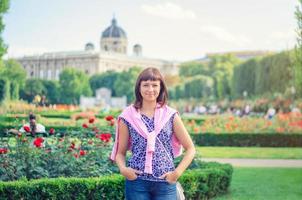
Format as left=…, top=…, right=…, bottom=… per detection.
left=111, top=67, right=195, bottom=200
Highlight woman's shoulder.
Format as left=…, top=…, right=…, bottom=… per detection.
left=120, top=104, right=136, bottom=116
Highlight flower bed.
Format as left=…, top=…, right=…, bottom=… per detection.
left=0, top=116, right=116, bottom=181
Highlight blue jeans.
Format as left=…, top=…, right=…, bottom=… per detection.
left=125, top=178, right=177, bottom=200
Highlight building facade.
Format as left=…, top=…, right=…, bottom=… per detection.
left=15, top=18, right=178, bottom=80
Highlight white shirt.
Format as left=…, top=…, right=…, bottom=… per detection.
left=19, top=123, right=46, bottom=133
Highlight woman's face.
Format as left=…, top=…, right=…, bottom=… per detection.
left=140, top=80, right=161, bottom=102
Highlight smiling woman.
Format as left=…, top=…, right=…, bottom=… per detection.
left=110, top=67, right=195, bottom=200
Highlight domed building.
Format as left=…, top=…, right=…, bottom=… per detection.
left=15, top=17, right=179, bottom=81
left=101, top=18, right=127, bottom=54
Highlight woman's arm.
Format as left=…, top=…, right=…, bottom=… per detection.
left=160, top=114, right=196, bottom=183
left=115, top=119, right=142, bottom=180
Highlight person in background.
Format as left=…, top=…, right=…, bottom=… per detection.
left=18, top=113, right=45, bottom=136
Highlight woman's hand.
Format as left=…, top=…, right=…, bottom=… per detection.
left=120, top=167, right=142, bottom=180
left=159, top=170, right=180, bottom=184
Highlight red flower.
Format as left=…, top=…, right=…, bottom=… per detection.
left=0, top=148, right=8, bottom=154
left=82, top=123, right=89, bottom=128
left=105, top=115, right=114, bottom=121
left=109, top=120, right=115, bottom=126
left=99, top=133, right=112, bottom=143
left=33, top=137, right=44, bottom=148
left=79, top=150, right=87, bottom=156
left=89, top=118, right=95, bottom=124
left=73, top=153, right=79, bottom=158
left=23, top=126, right=30, bottom=133
left=69, top=142, right=76, bottom=149
left=49, top=128, right=55, bottom=135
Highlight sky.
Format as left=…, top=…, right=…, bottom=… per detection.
left=3, top=0, right=298, bottom=62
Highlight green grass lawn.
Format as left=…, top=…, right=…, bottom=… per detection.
left=197, top=147, right=302, bottom=159
left=214, top=167, right=302, bottom=200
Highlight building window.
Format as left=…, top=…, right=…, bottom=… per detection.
left=40, top=70, right=44, bottom=78
left=48, top=69, right=52, bottom=80
left=55, top=69, right=60, bottom=80
left=30, top=71, right=34, bottom=77
left=85, top=69, right=89, bottom=74
left=104, top=45, right=108, bottom=51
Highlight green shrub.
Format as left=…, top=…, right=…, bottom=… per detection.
left=192, top=133, right=302, bottom=147
left=0, top=162, right=233, bottom=200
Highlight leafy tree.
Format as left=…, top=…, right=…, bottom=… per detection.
left=114, top=67, right=141, bottom=103
left=232, top=58, right=258, bottom=98
left=0, top=78, right=9, bottom=101
left=184, top=75, right=214, bottom=98
left=208, top=54, right=240, bottom=99
left=89, top=70, right=119, bottom=96
left=20, top=79, right=45, bottom=102
left=42, top=80, right=60, bottom=104
left=179, top=61, right=209, bottom=77
left=59, top=68, right=92, bottom=104
left=0, top=0, right=9, bottom=59
left=295, top=0, right=302, bottom=97
left=0, top=59, right=26, bottom=100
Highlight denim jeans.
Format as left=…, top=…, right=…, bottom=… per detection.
left=125, top=178, right=177, bottom=200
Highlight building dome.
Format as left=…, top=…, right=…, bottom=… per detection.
left=100, top=17, right=128, bottom=54
left=133, top=44, right=142, bottom=56
left=85, top=42, right=95, bottom=51
left=101, top=18, right=127, bottom=39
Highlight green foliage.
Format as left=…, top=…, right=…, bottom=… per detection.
left=179, top=61, right=209, bottom=77
left=59, top=68, right=92, bottom=104
left=232, top=51, right=294, bottom=98
left=0, top=125, right=117, bottom=181
left=183, top=75, right=214, bottom=99
left=173, top=54, right=240, bottom=100
left=20, top=79, right=45, bottom=102
left=209, top=54, right=241, bottom=99
left=233, top=58, right=259, bottom=98
left=41, top=80, right=60, bottom=104
left=295, top=0, right=302, bottom=97
left=0, top=163, right=233, bottom=200
left=89, top=70, right=119, bottom=96
left=258, top=52, right=293, bottom=94
left=191, top=133, right=302, bottom=147
left=113, top=67, right=141, bottom=103
left=0, top=0, right=9, bottom=58
left=0, top=59, right=26, bottom=101
left=0, top=78, right=9, bottom=101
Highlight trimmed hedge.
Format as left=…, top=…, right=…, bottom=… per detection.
left=192, top=133, right=302, bottom=147
left=0, top=162, right=232, bottom=200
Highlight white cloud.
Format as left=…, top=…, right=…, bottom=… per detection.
left=141, top=2, right=196, bottom=20
left=200, top=25, right=252, bottom=47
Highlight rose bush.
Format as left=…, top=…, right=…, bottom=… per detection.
left=0, top=115, right=118, bottom=181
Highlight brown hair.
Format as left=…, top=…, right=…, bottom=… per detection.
left=134, top=67, right=168, bottom=109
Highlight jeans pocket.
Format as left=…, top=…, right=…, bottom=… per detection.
left=126, top=177, right=138, bottom=181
